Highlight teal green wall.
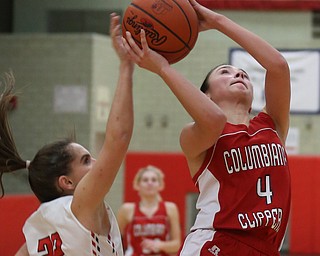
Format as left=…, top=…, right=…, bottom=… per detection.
left=13, top=0, right=126, bottom=33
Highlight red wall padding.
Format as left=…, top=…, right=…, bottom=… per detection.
left=1, top=154, right=319, bottom=255
left=289, top=156, right=320, bottom=253
left=0, top=194, right=39, bottom=256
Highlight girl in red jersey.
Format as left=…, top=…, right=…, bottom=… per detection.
left=117, top=165, right=181, bottom=256
left=122, top=0, right=291, bottom=255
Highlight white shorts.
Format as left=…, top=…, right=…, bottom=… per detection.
left=179, top=229, right=216, bottom=256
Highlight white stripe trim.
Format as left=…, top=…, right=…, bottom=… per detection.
left=219, top=127, right=278, bottom=139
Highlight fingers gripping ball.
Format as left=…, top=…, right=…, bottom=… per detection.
left=122, top=0, right=199, bottom=64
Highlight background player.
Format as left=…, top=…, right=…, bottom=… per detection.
left=117, top=165, right=181, bottom=255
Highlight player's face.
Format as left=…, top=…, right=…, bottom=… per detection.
left=206, top=65, right=253, bottom=105
left=138, top=170, right=162, bottom=196
left=68, top=143, right=96, bottom=188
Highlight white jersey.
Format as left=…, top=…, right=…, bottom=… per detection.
left=23, top=195, right=123, bottom=256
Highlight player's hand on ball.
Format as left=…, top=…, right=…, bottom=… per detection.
left=188, top=0, right=221, bottom=32
left=110, top=13, right=132, bottom=64
left=123, top=30, right=169, bottom=75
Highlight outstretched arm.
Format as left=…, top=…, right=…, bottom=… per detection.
left=72, top=13, right=134, bottom=212
left=123, top=30, right=226, bottom=176
left=189, top=0, right=291, bottom=142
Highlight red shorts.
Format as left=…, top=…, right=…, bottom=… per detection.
left=178, top=229, right=280, bottom=256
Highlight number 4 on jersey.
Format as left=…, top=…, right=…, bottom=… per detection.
left=257, top=175, right=273, bottom=205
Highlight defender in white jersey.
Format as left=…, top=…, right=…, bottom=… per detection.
left=0, top=13, right=135, bottom=256
left=122, top=0, right=291, bottom=255
left=24, top=196, right=123, bottom=256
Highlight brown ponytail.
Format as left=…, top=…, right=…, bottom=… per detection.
left=0, top=72, right=26, bottom=197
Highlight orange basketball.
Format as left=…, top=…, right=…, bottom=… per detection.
left=122, top=0, right=199, bottom=64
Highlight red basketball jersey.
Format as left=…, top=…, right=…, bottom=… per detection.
left=124, top=201, right=170, bottom=256
left=191, top=112, right=291, bottom=251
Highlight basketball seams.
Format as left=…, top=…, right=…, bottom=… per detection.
left=122, top=18, right=144, bottom=48
left=130, top=2, right=193, bottom=50
left=172, top=0, right=198, bottom=45
left=122, top=0, right=198, bottom=63
left=122, top=17, right=186, bottom=57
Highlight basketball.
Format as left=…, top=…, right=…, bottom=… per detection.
left=122, top=0, right=199, bottom=64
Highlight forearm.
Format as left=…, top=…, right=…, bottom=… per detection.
left=93, top=61, right=134, bottom=195
left=159, top=65, right=225, bottom=125
left=105, top=61, right=134, bottom=145
left=158, top=239, right=181, bottom=254
left=214, top=14, right=287, bottom=71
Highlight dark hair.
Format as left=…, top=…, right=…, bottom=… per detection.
left=28, top=139, right=74, bottom=202
left=200, top=64, right=227, bottom=93
left=0, top=73, right=75, bottom=203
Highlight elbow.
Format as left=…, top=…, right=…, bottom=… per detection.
left=278, top=55, right=290, bottom=71
left=207, top=110, right=227, bottom=131
left=196, top=110, right=226, bottom=142
left=271, top=54, right=290, bottom=74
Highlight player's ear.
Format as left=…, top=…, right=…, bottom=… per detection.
left=58, top=175, right=75, bottom=193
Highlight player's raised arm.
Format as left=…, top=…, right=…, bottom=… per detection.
left=72, top=13, right=134, bottom=214
left=123, top=30, right=226, bottom=175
